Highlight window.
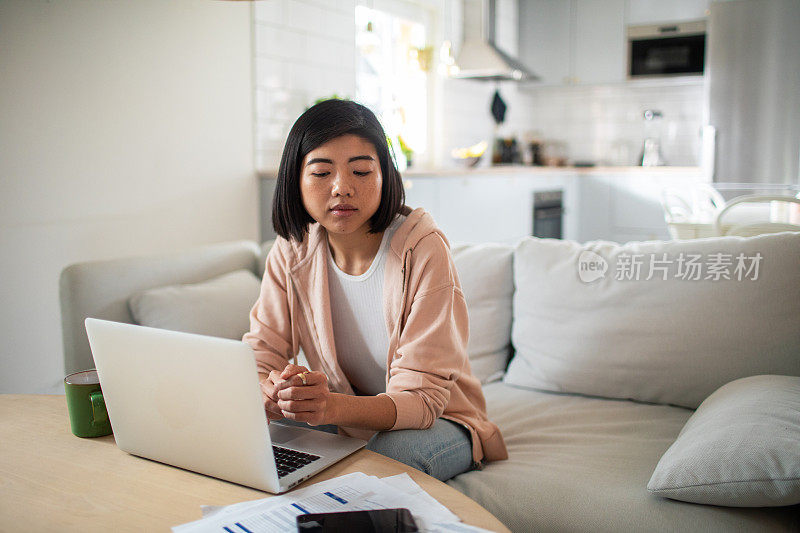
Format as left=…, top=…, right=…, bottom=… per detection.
left=355, top=2, right=432, bottom=170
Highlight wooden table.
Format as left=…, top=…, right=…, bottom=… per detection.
left=0, top=395, right=509, bottom=532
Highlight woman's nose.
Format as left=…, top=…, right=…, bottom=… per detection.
left=331, top=172, right=354, bottom=197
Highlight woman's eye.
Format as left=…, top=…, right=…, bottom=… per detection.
left=354, top=171, right=371, bottom=176
left=311, top=172, right=329, bottom=177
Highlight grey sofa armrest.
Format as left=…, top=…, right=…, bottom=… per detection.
left=59, top=240, right=263, bottom=375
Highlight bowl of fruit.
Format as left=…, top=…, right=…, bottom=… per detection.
left=451, top=141, right=488, bottom=168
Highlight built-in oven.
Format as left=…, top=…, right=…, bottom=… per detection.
left=532, top=190, right=563, bottom=239
left=628, top=20, right=706, bottom=78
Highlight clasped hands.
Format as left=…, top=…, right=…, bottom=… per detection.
left=260, top=363, right=331, bottom=426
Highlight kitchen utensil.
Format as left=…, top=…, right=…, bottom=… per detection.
left=491, top=90, right=507, bottom=124
left=639, top=109, right=667, bottom=166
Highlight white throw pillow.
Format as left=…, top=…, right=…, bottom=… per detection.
left=648, top=375, right=800, bottom=507
left=452, top=243, right=514, bottom=383
left=504, top=232, right=800, bottom=408
left=129, top=269, right=261, bottom=340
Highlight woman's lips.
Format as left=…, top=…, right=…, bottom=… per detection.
left=330, top=204, right=358, bottom=217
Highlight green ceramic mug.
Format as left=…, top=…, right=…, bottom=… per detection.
left=64, top=369, right=112, bottom=438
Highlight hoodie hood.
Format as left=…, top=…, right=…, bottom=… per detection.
left=389, top=206, right=448, bottom=258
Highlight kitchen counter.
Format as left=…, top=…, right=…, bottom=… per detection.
left=403, top=165, right=706, bottom=177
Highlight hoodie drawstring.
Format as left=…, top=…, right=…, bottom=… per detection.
left=287, top=275, right=299, bottom=367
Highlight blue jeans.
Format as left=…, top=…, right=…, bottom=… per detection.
left=366, top=418, right=474, bottom=481
left=280, top=418, right=474, bottom=481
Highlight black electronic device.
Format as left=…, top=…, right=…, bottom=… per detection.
left=296, top=508, right=418, bottom=533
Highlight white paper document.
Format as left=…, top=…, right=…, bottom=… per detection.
left=172, top=472, right=495, bottom=533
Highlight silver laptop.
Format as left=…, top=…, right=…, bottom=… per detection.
left=84, top=318, right=366, bottom=493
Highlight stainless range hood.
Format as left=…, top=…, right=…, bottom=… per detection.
left=452, top=0, right=539, bottom=81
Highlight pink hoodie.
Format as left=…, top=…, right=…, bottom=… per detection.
left=243, top=206, right=508, bottom=463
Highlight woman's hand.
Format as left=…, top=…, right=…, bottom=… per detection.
left=275, top=366, right=332, bottom=426
left=260, top=364, right=309, bottom=421
left=259, top=370, right=290, bottom=421
left=263, top=363, right=397, bottom=430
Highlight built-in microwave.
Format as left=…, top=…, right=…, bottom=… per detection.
left=627, top=20, right=706, bottom=77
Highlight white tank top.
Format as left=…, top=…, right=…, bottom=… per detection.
left=327, top=214, right=406, bottom=395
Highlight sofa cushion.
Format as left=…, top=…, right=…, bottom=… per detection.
left=451, top=243, right=514, bottom=383
left=128, top=269, right=261, bottom=340
left=448, top=382, right=800, bottom=532
left=648, top=375, right=800, bottom=507
left=60, top=240, right=261, bottom=375
left=504, top=232, right=800, bottom=408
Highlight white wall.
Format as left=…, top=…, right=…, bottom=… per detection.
left=0, top=0, right=256, bottom=393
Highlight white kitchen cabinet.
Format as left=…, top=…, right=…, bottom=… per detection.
left=403, top=171, right=580, bottom=243
left=404, top=175, right=533, bottom=243
left=575, top=174, right=613, bottom=242
left=579, top=173, right=670, bottom=242
left=519, top=0, right=626, bottom=86
left=518, top=0, right=572, bottom=85
left=626, top=0, right=710, bottom=25
left=401, top=176, right=440, bottom=216
left=403, top=169, right=711, bottom=245
left=435, top=176, right=530, bottom=243
left=573, top=0, right=626, bottom=84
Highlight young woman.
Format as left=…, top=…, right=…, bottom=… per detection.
left=243, top=99, right=507, bottom=481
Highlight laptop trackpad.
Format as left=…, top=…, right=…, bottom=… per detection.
left=269, top=423, right=309, bottom=445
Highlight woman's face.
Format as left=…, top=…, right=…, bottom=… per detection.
left=300, top=134, right=383, bottom=237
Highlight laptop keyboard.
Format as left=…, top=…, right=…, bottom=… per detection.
left=272, top=445, right=321, bottom=478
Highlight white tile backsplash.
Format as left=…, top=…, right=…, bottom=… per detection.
left=255, top=57, right=286, bottom=89
left=306, top=35, right=340, bottom=67
left=254, top=0, right=285, bottom=25
left=337, top=0, right=357, bottom=14
left=512, top=81, right=705, bottom=166
left=255, top=25, right=306, bottom=61
left=324, top=11, right=356, bottom=40
left=288, top=63, right=317, bottom=93
left=285, top=0, right=324, bottom=32
left=253, top=0, right=357, bottom=170
left=436, top=77, right=704, bottom=168
left=255, top=87, right=307, bottom=126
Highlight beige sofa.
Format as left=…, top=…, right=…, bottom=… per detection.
left=60, top=233, right=800, bottom=532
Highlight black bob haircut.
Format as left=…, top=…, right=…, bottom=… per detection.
left=272, top=99, right=406, bottom=242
